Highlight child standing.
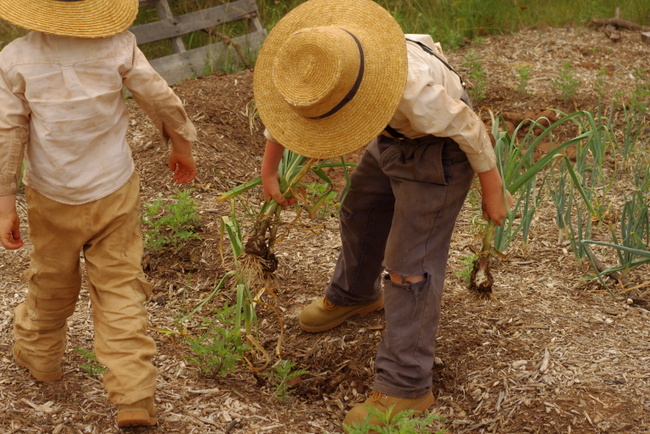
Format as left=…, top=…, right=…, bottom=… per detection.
left=253, top=0, right=511, bottom=430
left=0, top=0, right=197, bottom=427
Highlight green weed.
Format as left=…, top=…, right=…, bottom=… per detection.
left=184, top=303, right=250, bottom=377
left=141, top=189, right=201, bottom=253
left=552, top=62, right=581, bottom=102
left=344, top=404, right=446, bottom=434
left=463, top=49, right=487, bottom=104
left=515, top=65, right=531, bottom=96
left=302, top=181, right=340, bottom=219
left=74, top=348, right=107, bottom=377
left=262, top=359, right=309, bottom=402
left=456, top=254, right=478, bottom=285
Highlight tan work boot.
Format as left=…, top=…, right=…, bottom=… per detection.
left=117, top=398, right=158, bottom=427
left=13, top=344, right=62, bottom=382
left=343, top=390, right=435, bottom=432
left=299, top=296, right=384, bottom=332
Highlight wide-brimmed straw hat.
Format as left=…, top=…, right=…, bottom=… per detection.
left=0, top=0, right=139, bottom=39
left=254, top=0, right=408, bottom=158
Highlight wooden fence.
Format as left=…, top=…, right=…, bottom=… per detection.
left=131, top=0, right=267, bottom=85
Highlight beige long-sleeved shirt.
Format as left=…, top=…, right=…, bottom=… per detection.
left=390, top=34, right=495, bottom=173
left=265, top=34, right=496, bottom=173
left=0, top=31, right=197, bottom=204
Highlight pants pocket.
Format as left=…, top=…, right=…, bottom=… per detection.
left=379, top=140, right=448, bottom=185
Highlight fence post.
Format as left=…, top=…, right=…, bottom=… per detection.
left=150, top=0, right=185, bottom=54
left=132, top=0, right=268, bottom=85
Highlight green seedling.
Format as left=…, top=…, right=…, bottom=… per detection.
left=184, top=303, right=250, bottom=377
left=263, top=359, right=309, bottom=402
left=142, top=189, right=201, bottom=253
left=552, top=62, right=580, bottom=102
left=344, top=404, right=446, bottom=434
left=74, top=348, right=107, bottom=377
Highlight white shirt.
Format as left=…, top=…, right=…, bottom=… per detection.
left=390, top=34, right=495, bottom=173
left=0, top=31, right=196, bottom=204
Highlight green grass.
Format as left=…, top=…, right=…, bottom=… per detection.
left=1, top=0, right=647, bottom=54
left=258, top=0, right=650, bottom=49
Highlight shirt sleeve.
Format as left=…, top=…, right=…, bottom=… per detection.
left=0, top=66, right=29, bottom=196
left=263, top=128, right=277, bottom=143
left=395, top=49, right=496, bottom=173
left=121, top=35, right=197, bottom=144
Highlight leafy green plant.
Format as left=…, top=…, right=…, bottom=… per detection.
left=74, top=348, right=107, bottom=377
left=141, top=189, right=201, bottom=253
left=594, top=68, right=608, bottom=102
left=263, top=359, right=309, bottom=402
left=456, top=254, right=477, bottom=285
left=300, top=181, right=340, bottom=219
left=344, top=404, right=446, bottom=434
left=463, top=49, right=487, bottom=104
left=515, top=64, right=531, bottom=95
left=552, top=62, right=581, bottom=102
left=184, top=303, right=250, bottom=377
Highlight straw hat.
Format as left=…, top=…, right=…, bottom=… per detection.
left=0, top=0, right=139, bottom=39
left=253, top=0, right=408, bottom=158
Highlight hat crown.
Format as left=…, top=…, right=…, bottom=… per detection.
left=272, top=26, right=363, bottom=119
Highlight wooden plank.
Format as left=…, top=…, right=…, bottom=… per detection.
left=131, top=0, right=259, bottom=45
left=151, top=0, right=185, bottom=53
left=148, top=30, right=266, bottom=85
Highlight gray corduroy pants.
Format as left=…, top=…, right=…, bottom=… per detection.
left=325, top=133, right=475, bottom=398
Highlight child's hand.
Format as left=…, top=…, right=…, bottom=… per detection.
left=163, top=123, right=196, bottom=183
left=168, top=149, right=196, bottom=183
left=0, top=194, right=24, bottom=250
left=261, top=140, right=296, bottom=207
left=261, top=171, right=296, bottom=207
left=482, top=190, right=513, bottom=226
left=477, top=167, right=513, bottom=226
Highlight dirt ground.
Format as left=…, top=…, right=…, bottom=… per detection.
left=1, top=26, right=649, bottom=434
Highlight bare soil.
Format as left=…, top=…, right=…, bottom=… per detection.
left=1, top=26, right=649, bottom=434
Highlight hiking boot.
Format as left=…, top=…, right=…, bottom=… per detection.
left=342, top=390, right=435, bottom=432
left=13, top=344, right=62, bottom=382
left=117, top=398, right=158, bottom=427
left=299, top=296, right=384, bottom=332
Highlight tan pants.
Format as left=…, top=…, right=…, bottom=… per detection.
left=13, top=173, right=157, bottom=405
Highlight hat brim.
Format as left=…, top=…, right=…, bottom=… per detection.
left=0, top=0, right=139, bottom=38
left=254, top=0, right=407, bottom=159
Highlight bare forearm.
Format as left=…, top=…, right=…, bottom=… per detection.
left=261, top=140, right=285, bottom=179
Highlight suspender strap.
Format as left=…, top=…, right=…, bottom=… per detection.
left=384, top=124, right=405, bottom=139
left=405, top=38, right=466, bottom=89
left=384, top=38, right=468, bottom=139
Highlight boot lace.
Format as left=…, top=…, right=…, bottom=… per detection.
left=323, top=298, right=338, bottom=311
left=370, top=391, right=388, bottom=401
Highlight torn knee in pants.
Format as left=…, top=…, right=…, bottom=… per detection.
left=384, top=272, right=430, bottom=299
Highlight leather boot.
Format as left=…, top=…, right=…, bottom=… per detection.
left=299, top=296, right=384, bottom=332
left=343, top=390, right=435, bottom=432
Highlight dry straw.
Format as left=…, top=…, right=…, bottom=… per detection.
left=254, top=0, right=408, bottom=158
left=0, top=0, right=138, bottom=39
